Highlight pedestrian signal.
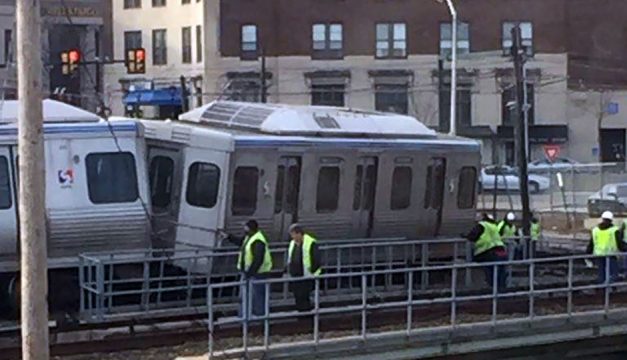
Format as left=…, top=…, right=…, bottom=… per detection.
left=126, top=48, right=146, bottom=74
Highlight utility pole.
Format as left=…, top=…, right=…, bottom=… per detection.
left=179, top=75, right=189, bottom=112
left=17, top=0, right=49, bottom=358
left=260, top=47, right=267, bottom=103
left=511, top=25, right=531, bottom=239
left=438, top=58, right=445, bottom=132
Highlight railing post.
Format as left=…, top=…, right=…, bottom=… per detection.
left=529, top=260, right=535, bottom=321
left=208, top=284, right=214, bottom=359
left=78, top=257, right=85, bottom=318
left=567, top=257, right=573, bottom=317
left=96, top=261, right=105, bottom=322
left=420, top=244, right=428, bottom=290
left=451, top=267, right=457, bottom=327
left=491, top=264, right=497, bottom=326
left=465, top=242, right=472, bottom=287
left=314, top=277, right=320, bottom=346
left=264, top=281, right=270, bottom=350
left=407, top=271, right=413, bottom=335
left=604, top=256, right=610, bottom=315
left=361, top=274, right=367, bottom=340
left=243, top=279, right=250, bottom=356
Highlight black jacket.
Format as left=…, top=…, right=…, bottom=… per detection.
left=227, top=232, right=268, bottom=277
left=587, top=221, right=626, bottom=254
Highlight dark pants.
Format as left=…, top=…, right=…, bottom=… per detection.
left=290, top=279, right=314, bottom=312
left=474, top=248, right=508, bottom=292
left=241, top=274, right=268, bottom=317
left=597, top=257, right=619, bottom=284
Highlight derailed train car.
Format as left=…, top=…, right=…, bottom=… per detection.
left=141, top=100, right=481, bottom=252
left=0, top=100, right=151, bottom=303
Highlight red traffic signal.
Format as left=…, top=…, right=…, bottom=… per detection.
left=126, top=48, right=146, bottom=74
left=61, top=49, right=81, bottom=75
left=68, top=49, right=80, bottom=64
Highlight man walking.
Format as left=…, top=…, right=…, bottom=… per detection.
left=587, top=211, right=625, bottom=283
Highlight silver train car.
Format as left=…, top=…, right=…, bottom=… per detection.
left=141, top=100, right=481, bottom=252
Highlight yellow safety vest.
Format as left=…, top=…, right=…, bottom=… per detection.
left=474, top=221, right=504, bottom=256
left=237, top=231, right=273, bottom=274
left=530, top=222, right=541, bottom=241
left=498, top=221, right=517, bottom=239
left=287, top=234, right=321, bottom=276
left=592, top=226, right=619, bottom=256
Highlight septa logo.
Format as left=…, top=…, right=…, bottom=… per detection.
left=58, top=169, right=74, bottom=185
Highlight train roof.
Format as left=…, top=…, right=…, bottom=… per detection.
left=179, top=100, right=438, bottom=139
left=0, top=99, right=101, bottom=123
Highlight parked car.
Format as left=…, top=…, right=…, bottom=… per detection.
left=528, top=157, right=580, bottom=173
left=479, top=165, right=550, bottom=193
left=587, top=183, right=627, bottom=217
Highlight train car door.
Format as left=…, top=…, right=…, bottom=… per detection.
left=176, top=147, right=229, bottom=249
left=0, top=146, right=17, bottom=258
left=272, top=156, right=301, bottom=242
left=424, top=157, right=446, bottom=236
left=351, top=157, right=378, bottom=237
left=147, top=146, right=183, bottom=249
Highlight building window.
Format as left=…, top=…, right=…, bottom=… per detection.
left=390, top=166, right=412, bottom=210
left=502, top=83, right=534, bottom=125
left=440, top=22, right=470, bottom=58
left=232, top=167, right=258, bottom=216
left=226, top=80, right=261, bottom=102
left=375, top=23, right=406, bottom=59
left=152, top=29, right=167, bottom=65
left=86, top=153, right=138, bottom=204
left=312, top=23, right=342, bottom=59
left=196, top=25, right=202, bottom=63
left=4, top=29, right=11, bottom=64
left=375, top=84, right=408, bottom=114
left=152, top=0, right=166, bottom=7
left=182, top=27, right=192, bottom=64
left=457, top=167, right=477, bottom=209
left=186, top=162, right=220, bottom=208
left=124, top=31, right=142, bottom=56
left=124, top=0, right=141, bottom=9
left=316, top=166, right=340, bottom=213
left=311, top=84, right=345, bottom=107
left=0, top=156, right=11, bottom=209
left=149, top=156, right=174, bottom=208
left=241, top=25, right=258, bottom=59
left=439, top=86, right=472, bottom=132
left=503, top=22, right=533, bottom=56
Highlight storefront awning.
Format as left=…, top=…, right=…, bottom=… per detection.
left=123, top=87, right=182, bottom=106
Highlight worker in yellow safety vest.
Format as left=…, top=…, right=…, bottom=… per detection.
left=587, top=211, right=625, bottom=284
left=464, top=213, right=508, bottom=291
left=286, top=224, right=321, bottom=312
left=529, top=213, right=542, bottom=258
left=223, top=220, right=273, bottom=317
left=499, top=212, right=520, bottom=259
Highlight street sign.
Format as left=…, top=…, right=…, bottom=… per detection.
left=544, top=144, right=560, bottom=162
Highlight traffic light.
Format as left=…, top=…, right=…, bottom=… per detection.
left=61, top=49, right=81, bottom=75
left=126, top=48, right=146, bottom=74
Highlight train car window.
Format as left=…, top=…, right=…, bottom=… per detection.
left=424, top=158, right=446, bottom=209
left=149, top=156, right=174, bottom=208
left=457, top=167, right=477, bottom=209
left=232, top=166, right=259, bottom=216
left=274, top=165, right=285, bottom=213
left=353, top=165, right=363, bottom=210
left=0, top=156, right=11, bottom=209
left=86, top=152, right=138, bottom=204
left=390, top=166, right=412, bottom=210
left=316, top=166, right=340, bottom=213
left=186, top=162, right=220, bottom=208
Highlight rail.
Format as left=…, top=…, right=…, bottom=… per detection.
left=208, top=252, right=627, bottom=359
left=79, top=237, right=472, bottom=322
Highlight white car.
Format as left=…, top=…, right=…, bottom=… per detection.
left=479, top=165, right=550, bottom=193
left=528, top=157, right=580, bottom=173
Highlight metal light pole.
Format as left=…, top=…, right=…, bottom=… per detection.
left=439, top=0, right=457, bottom=136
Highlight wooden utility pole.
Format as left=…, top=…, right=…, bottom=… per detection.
left=17, top=0, right=49, bottom=358
left=511, top=25, right=531, bottom=239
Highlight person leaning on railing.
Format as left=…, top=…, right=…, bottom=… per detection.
left=586, top=211, right=626, bottom=284
left=463, top=213, right=508, bottom=292
left=219, top=219, right=273, bottom=317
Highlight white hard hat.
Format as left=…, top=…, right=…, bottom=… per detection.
left=506, top=212, right=516, bottom=221
left=601, top=211, right=614, bottom=220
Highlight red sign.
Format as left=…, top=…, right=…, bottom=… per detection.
left=544, top=144, right=560, bottom=162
